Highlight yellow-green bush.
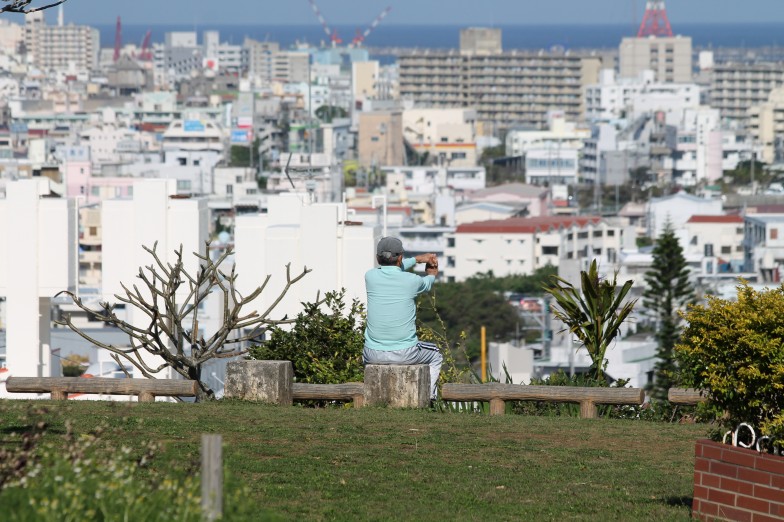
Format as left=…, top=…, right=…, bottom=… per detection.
left=675, top=282, right=784, bottom=445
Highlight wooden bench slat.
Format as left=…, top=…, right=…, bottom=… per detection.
left=292, top=383, right=364, bottom=401
left=6, top=377, right=198, bottom=397
left=668, top=388, right=707, bottom=405
left=441, top=383, right=644, bottom=405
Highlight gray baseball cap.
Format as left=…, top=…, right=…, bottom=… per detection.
left=376, top=237, right=403, bottom=258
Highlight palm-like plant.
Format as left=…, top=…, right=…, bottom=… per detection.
left=545, top=260, right=636, bottom=382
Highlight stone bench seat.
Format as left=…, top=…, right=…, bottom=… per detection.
left=224, top=361, right=430, bottom=409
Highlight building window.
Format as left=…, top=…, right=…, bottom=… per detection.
left=447, top=237, right=455, bottom=247
left=178, top=157, right=187, bottom=166
left=577, top=232, right=588, bottom=239
left=721, top=246, right=732, bottom=254
left=89, top=226, right=97, bottom=236
left=593, top=230, right=603, bottom=238
left=542, top=246, right=558, bottom=256
left=771, top=228, right=779, bottom=240
left=226, top=185, right=233, bottom=195
left=177, top=180, right=191, bottom=191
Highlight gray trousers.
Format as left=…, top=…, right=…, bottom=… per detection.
left=363, top=342, right=443, bottom=400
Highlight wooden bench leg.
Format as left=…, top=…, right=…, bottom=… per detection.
left=138, top=391, right=155, bottom=403
left=352, top=394, right=365, bottom=408
left=580, top=400, right=597, bottom=419
left=51, top=389, right=68, bottom=401
left=489, top=398, right=505, bottom=415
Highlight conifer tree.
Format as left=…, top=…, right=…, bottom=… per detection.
left=643, top=222, right=695, bottom=400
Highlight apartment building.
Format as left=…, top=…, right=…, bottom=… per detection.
left=443, top=215, right=621, bottom=282
left=24, top=12, right=99, bottom=72
left=245, top=39, right=281, bottom=83
left=747, top=87, right=784, bottom=164
left=398, top=28, right=602, bottom=132
left=710, top=62, right=784, bottom=125
left=358, top=110, right=404, bottom=168
left=403, top=108, right=478, bottom=167
left=683, top=215, right=745, bottom=270
left=743, top=214, right=784, bottom=280
left=619, top=36, right=692, bottom=84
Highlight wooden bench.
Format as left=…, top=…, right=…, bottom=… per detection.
left=5, top=377, right=198, bottom=402
left=441, top=383, right=645, bottom=418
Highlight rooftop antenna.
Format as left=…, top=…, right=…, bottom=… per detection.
left=637, top=0, right=674, bottom=37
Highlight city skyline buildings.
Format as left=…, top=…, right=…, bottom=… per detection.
left=12, top=0, right=784, bottom=27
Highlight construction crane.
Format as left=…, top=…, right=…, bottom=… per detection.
left=352, top=6, right=392, bottom=47
left=307, top=0, right=342, bottom=47
left=139, top=30, right=152, bottom=61
left=113, top=16, right=122, bottom=62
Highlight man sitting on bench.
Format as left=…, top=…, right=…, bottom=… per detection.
left=363, top=237, right=443, bottom=401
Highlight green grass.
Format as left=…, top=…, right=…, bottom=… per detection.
left=0, top=400, right=707, bottom=521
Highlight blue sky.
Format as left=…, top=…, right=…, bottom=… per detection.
left=21, top=0, right=784, bottom=26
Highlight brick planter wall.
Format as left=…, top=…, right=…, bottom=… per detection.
left=693, top=439, right=784, bottom=521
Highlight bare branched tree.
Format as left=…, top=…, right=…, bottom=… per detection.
left=1, top=0, right=69, bottom=14
left=56, top=242, right=318, bottom=401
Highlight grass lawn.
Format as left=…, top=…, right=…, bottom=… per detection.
left=0, top=400, right=707, bottom=521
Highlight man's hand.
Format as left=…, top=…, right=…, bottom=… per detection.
left=419, top=253, right=438, bottom=277
left=415, top=253, right=437, bottom=265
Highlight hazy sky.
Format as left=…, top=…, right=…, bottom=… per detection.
left=19, top=0, right=784, bottom=26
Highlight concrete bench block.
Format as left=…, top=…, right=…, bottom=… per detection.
left=224, top=360, right=293, bottom=405
left=364, top=364, right=430, bottom=408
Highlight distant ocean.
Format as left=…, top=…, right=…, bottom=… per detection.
left=97, top=23, right=784, bottom=52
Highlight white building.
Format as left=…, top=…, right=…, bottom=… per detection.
left=24, top=12, right=100, bottom=72
left=585, top=69, right=700, bottom=124
left=443, top=216, right=622, bottom=282
left=234, top=194, right=378, bottom=326
left=647, top=192, right=723, bottom=239
left=683, top=215, right=745, bottom=272
left=381, top=166, right=486, bottom=196
left=505, top=113, right=590, bottom=158
left=743, top=214, right=784, bottom=281
left=162, top=118, right=224, bottom=153
left=0, top=179, right=77, bottom=389
left=102, top=179, right=209, bottom=380
left=672, top=107, right=724, bottom=186
left=525, top=146, right=580, bottom=185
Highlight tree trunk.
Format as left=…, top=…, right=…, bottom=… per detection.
left=188, top=365, right=214, bottom=402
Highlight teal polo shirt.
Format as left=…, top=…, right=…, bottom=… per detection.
left=364, top=257, right=435, bottom=351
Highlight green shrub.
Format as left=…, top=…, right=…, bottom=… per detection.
left=248, top=290, right=365, bottom=384
left=675, top=282, right=784, bottom=445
